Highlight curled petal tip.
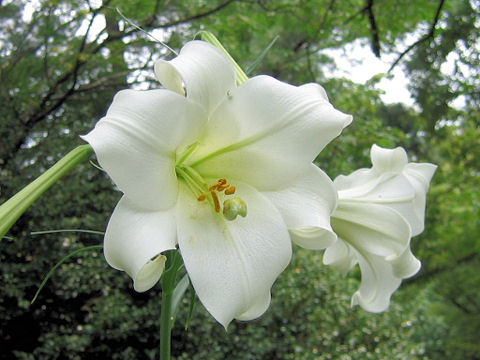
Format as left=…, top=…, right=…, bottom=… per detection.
left=133, top=254, right=167, bottom=292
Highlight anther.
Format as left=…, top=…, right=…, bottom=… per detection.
left=224, top=186, right=236, bottom=195
left=218, top=183, right=230, bottom=191
left=197, top=194, right=206, bottom=201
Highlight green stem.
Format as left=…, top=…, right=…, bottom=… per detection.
left=160, top=251, right=183, bottom=360
left=160, top=280, right=173, bottom=360
left=0, top=144, right=93, bottom=240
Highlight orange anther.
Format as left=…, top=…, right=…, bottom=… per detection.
left=218, top=178, right=227, bottom=185
left=218, top=183, right=230, bottom=191
left=225, top=186, right=236, bottom=195
left=197, top=194, right=206, bottom=201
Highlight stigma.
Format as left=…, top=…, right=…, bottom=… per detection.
left=223, top=197, right=247, bottom=220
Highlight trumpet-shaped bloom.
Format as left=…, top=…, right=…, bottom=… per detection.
left=324, top=144, right=436, bottom=312
left=82, top=41, right=352, bottom=327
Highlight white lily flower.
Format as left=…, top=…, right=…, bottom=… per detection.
left=324, top=144, right=436, bottom=312
left=82, top=41, right=352, bottom=327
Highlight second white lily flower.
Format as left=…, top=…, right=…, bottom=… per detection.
left=325, top=144, right=436, bottom=312
left=82, top=41, right=352, bottom=327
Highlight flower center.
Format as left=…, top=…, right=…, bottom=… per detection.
left=175, top=165, right=247, bottom=221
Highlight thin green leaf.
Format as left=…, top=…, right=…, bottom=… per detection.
left=246, top=35, right=280, bottom=76
left=30, top=245, right=103, bottom=305
left=199, top=31, right=248, bottom=85
left=115, top=7, right=178, bottom=56
left=31, top=229, right=105, bottom=236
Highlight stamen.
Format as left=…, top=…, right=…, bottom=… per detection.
left=210, top=191, right=221, bottom=212
left=209, top=184, right=219, bottom=191
left=189, top=177, right=245, bottom=219
left=176, top=166, right=206, bottom=197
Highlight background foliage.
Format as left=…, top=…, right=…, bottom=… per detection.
left=1, top=0, right=479, bottom=359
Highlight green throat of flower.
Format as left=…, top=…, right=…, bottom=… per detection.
left=175, top=164, right=247, bottom=221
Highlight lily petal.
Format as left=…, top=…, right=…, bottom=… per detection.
left=351, top=250, right=402, bottom=312
left=323, top=239, right=357, bottom=275
left=390, top=247, right=421, bottom=279
left=335, top=145, right=437, bottom=236
left=370, top=144, right=408, bottom=173
left=176, top=182, right=291, bottom=328
left=349, top=241, right=421, bottom=312
left=330, top=201, right=414, bottom=312
left=349, top=239, right=421, bottom=312
left=155, top=41, right=236, bottom=114
left=403, top=163, right=438, bottom=235
left=337, top=171, right=421, bottom=236
left=299, top=83, right=329, bottom=101
left=263, top=164, right=337, bottom=250
left=332, top=202, right=412, bottom=257
left=104, top=196, right=177, bottom=292
left=347, top=245, right=421, bottom=312
left=82, top=89, right=205, bottom=211
left=334, top=145, right=408, bottom=195
left=189, top=75, right=352, bottom=190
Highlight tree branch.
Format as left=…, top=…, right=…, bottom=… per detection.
left=365, top=0, right=381, bottom=57
left=388, top=0, right=446, bottom=72
left=451, top=298, right=472, bottom=314
left=405, top=252, right=478, bottom=287
left=345, top=3, right=369, bottom=24
left=1, top=0, right=237, bottom=167
left=157, top=0, right=236, bottom=28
